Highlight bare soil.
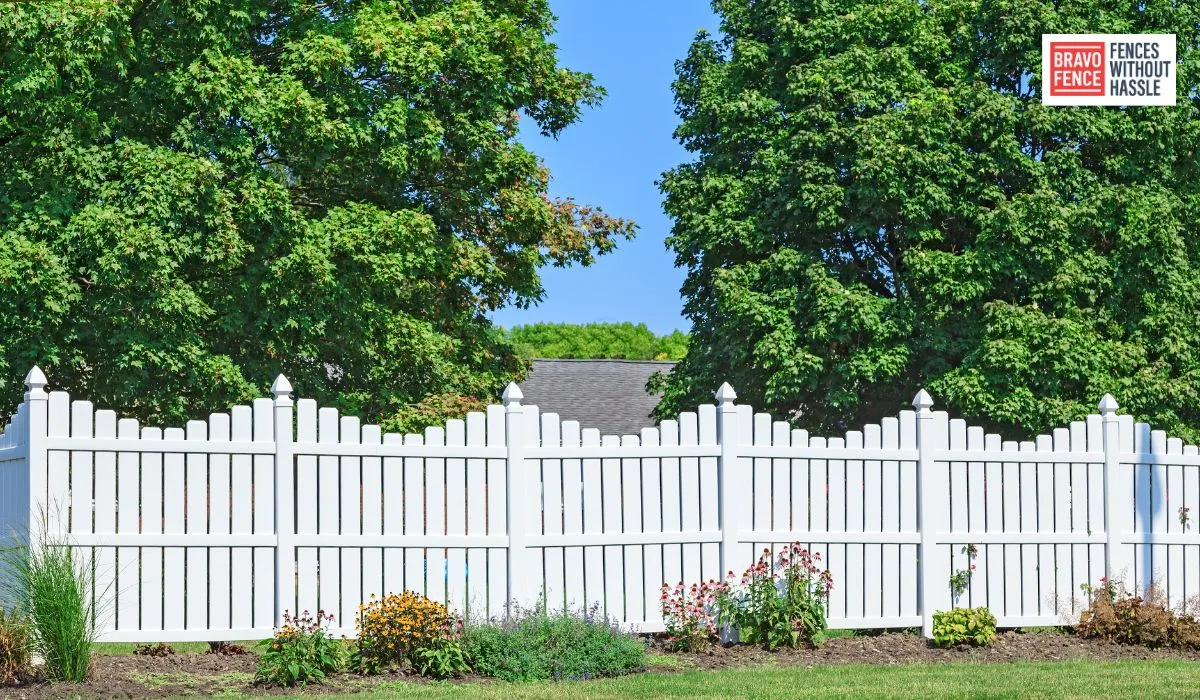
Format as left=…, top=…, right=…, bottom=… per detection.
left=4, top=630, right=1200, bottom=698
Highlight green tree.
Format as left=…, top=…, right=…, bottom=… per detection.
left=657, top=0, right=1200, bottom=440
left=0, top=0, right=634, bottom=428
left=506, top=322, right=688, bottom=360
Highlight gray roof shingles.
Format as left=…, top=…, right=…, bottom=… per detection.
left=516, top=359, right=675, bottom=436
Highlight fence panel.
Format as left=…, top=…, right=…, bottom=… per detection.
left=936, top=419, right=1104, bottom=628
left=7, top=367, right=1200, bottom=640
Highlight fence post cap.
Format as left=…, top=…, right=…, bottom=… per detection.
left=24, top=365, right=47, bottom=389
left=1098, top=393, right=1119, bottom=415
left=502, top=382, right=523, bottom=409
left=272, top=377, right=292, bottom=401
left=715, top=382, right=737, bottom=407
left=23, top=366, right=47, bottom=399
left=912, top=389, right=934, bottom=412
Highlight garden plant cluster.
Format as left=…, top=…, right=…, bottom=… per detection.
left=6, top=536, right=1200, bottom=692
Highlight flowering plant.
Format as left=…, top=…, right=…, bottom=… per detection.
left=660, top=579, right=727, bottom=652
left=355, top=591, right=467, bottom=677
left=255, top=610, right=347, bottom=687
left=949, top=544, right=979, bottom=604
left=713, top=543, right=833, bottom=649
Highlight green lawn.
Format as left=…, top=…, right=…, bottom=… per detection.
left=298, top=660, right=1200, bottom=699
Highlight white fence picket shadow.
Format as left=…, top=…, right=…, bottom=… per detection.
left=0, top=367, right=1197, bottom=641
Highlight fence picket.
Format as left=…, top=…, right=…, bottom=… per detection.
left=446, top=418, right=468, bottom=615
left=163, top=426, right=186, bottom=631
left=117, top=418, right=140, bottom=631
left=208, top=413, right=232, bottom=632
left=561, top=419, right=585, bottom=611
left=184, top=419, right=208, bottom=631
left=230, top=407, right=254, bottom=633
left=141, top=426, right=165, bottom=632
left=641, top=426, right=663, bottom=624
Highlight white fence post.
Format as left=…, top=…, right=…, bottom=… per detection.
left=914, top=389, right=948, bottom=637
left=272, top=375, right=295, bottom=625
left=24, top=367, right=48, bottom=543
left=503, top=383, right=531, bottom=615
left=715, top=383, right=741, bottom=579
left=1100, top=394, right=1132, bottom=585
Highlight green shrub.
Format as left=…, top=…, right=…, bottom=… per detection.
left=0, top=608, right=35, bottom=685
left=714, top=543, right=833, bottom=649
left=413, top=639, right=470, bottom=679
left=255, top=610, right=348, bottom=687
left=932, top=607, right=997, bottom=648
left=464, top=603, right=646, bottom=682
left=0, top=527, right=98, bottom=682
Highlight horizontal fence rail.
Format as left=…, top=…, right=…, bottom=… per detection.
left=2, top=368, right=1200, bottom=641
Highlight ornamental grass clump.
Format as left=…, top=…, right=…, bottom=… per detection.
left=0, top=526, right=99, bottom=682
left=463, top=602, right=646, bottom=682
left=354, top=591, right=468, bottom=678
left=660, top=579, right=727, bottom=652
left=714, top=543, right=834, bottom=649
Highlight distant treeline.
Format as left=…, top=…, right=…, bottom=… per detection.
left=504, top=322, right=688, bottom=361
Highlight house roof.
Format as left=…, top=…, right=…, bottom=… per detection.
left=517, top=359, right=675, bottom=436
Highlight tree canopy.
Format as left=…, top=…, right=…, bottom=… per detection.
left=0, top=0, right=633, bottom=428
left=657, top=0, right=1200, bottom=440
left=506, top=322, right=688, bottom=361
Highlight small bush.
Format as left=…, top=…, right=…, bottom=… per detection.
left=133, top=642, right=176, bottom=657
left=355, top=591, right=467, bottom=677
left=0, top=608, right=35, bottom=685
left=464, top=603, right=646, bottom=682
left=660, top=580, right=725, bottom=652
left=255, top=610, right=347, bottom=687
left=205, top=641, right=248, bottom=656
left=1077, top=579, right=1200, bottom=648
left=932, top=607, right=997, bottom=648
left=0, top=527, right=99, bottom=682
left=713, top=543, right=834, bottom=649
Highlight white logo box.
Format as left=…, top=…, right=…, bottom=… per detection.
left=1042, top=33, right=1176, bottom=106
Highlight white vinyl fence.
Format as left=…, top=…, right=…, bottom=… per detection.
left=0, top=367, right=1197, bottom=641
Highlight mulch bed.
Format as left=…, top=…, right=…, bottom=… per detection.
left=649, top=630, right=1200, bottom=672
left=4, top=630, right=1200, bottom=698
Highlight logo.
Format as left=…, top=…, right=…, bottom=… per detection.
left=1042, top=34, right=1176, bottom=106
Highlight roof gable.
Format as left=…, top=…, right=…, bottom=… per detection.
left=516, top=359, right=674, bottom=436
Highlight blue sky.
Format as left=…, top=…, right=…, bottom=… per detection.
left=489, top=1, right=721, bottom=336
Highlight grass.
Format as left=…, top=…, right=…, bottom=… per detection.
left=643, top=653, right=692, bottom=670
left=256, top=660, right=1200, bottom=699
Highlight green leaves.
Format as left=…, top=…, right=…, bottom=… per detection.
left=932, top=607, right=997, bottom=648
left=506, top=323, right=689, bottom=361
left=255, top=611, right=347, bottom=688
left=660, top=0, right=1200, bottom=440
left=0, top=1, right=633, bottom=430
